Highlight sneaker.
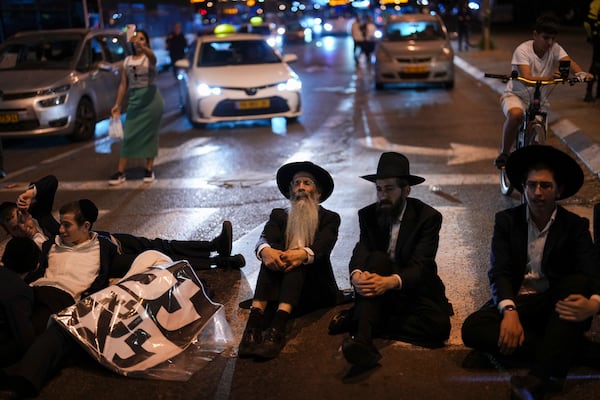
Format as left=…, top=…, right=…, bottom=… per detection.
left=494, top=152, right=509, bottom=169
left=143, top=169, right=155, bottom=183
left=108, top=172, right=125, bottom=186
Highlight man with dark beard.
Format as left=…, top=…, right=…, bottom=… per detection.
left=330, top=152, right=453, bottom=369
left=238, top=161, right=341, bottom=360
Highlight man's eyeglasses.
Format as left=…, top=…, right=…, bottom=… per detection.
left=525, top=180, right=554, bottom=191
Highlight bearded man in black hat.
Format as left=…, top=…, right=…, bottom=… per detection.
left=238, top=161, right=341, bottom=360
left=330, top=152, right=453, bottom=369
left=461, top=145, right=600, bottom=400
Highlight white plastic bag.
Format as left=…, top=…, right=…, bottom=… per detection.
left=109, top=117, right=123, bottom=139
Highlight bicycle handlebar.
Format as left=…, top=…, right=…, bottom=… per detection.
left=483, top=72, right=592, bottom=86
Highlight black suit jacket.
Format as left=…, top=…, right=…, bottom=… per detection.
left=350, top=197, right=449, bottom=305
left=489, top=204, right=600, bottom=305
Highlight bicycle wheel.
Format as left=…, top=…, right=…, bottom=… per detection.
left=500, top=167, right=513, bottom=196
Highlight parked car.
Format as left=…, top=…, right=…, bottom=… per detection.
left=281, top=21, right=312, bottom=44
left=0, top=29, right=130, bottom=141
left=374, top=13, right=454, bottom=90
left=175, top=32, right=302, bottom=128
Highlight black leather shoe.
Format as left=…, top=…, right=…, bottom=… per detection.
left=213, top=221, right=232, bottom=257
left=216, top=254, right=246, bottom=269
left=238, top=328, right=262, bottom=359
left=510, top=374, right=564, bottom=400
left=328, top=308, right=353, bottom=335
left=342, top=336, right=381, bottom=368
left=255, top=327, right=286, bottom=359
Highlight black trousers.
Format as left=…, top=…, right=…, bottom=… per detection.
left=352, top=251, right=451, bottom=347
left=108, top=233, right=215, bottom=276
left=461, top=274, right=592, bottom=379
left=31, top=286, right=74, bottom=336
left=254, top=264, right=308, bottom=311
left=4, top=321, right=85, bottom=396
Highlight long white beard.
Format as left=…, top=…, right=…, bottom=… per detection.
left=285, top=194, right=319, bottom=249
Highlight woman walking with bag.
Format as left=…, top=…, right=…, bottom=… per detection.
left=109, top=29, right=164, bottom=185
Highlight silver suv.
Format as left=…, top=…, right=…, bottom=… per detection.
left=0, top=29, right=130, bottom=141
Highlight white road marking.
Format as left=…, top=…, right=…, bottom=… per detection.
left=358, top=136, right=499, bottom=165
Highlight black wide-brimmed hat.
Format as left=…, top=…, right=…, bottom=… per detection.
left=276, top=161, right=334, bottom=202
left=361, top=152, right=425, bottom=186
left=506, top=145, right=583, bottom=199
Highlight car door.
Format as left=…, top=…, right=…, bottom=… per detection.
left=77, top=33, right=126, bottom=121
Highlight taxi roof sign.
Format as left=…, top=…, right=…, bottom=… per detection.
left=250, top=16, right=263, bottom=26
left=214, top=24, right=236, bottom=36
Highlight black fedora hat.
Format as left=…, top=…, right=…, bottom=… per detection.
left=361, top=152, right=425, bottom=186
left=506, top=145, right=583, bottom=199
left=276, top=161, right=334, bottom=202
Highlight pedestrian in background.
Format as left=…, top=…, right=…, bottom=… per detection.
left=351, top=15, right=364, bottom=65
left=456, top=3, right=472, bottom=51
left=584, top=0, right=600, bottom=102
left=109, top=29, right=164, bottom=186
left=166, top=22, right=187, bottom=79
left=361, top=16, right=377, bottom=64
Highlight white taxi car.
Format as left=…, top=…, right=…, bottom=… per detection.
left=175, top=32, right=302, bottom=128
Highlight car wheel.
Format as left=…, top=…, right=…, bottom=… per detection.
left=444, top=80, right=455, bottom=90
left=68, top=98, right=96, bottom=142
left=375, top=82, right=384, bottom=90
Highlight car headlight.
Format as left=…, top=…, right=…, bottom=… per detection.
left=196, top=82, right=222, bottom=97
left=438, top=47, right=454, bottom=61
left=38, top=94, right=67, bottom=107
left=278, top=77, right=302, bottom=92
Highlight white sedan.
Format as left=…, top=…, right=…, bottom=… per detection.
left=175, top=33, right=302, bottom=128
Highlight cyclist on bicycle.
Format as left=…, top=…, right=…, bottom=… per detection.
left=494, top=15, right=592, bottom=169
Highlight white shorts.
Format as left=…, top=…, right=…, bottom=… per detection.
left=500, top=92, right=527, bottom=116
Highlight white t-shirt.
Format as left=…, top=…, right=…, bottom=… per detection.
left=505, top=40, right=568, bottom=104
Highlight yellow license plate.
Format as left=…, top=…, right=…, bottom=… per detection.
left=237, top=99, right=270, bottom=110
left=403, top=66, right=429, bottom=73
left=0, top=113, right=18, bottom=123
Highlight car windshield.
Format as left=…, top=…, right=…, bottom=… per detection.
left=385, top=21, right=444, bottom=41
left=0, top=35, right=82, bottom=70
left=198, top=40, right=281, bottom=67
